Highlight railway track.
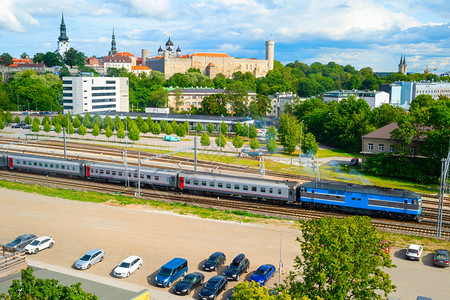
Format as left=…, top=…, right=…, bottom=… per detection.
left=0, top=170, right=448, bottom=239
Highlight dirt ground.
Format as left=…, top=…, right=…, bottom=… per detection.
left=0, top=188, right=301, bottom=299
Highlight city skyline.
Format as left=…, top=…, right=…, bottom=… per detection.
left=1, top=0, right=449, bottom=73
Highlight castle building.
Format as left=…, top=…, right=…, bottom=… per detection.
left=56, top=12, right=70, bottom=56
left=143, top=37, right=275, bottom=79
left=398, top=55, right=407, bottom=75
left=109, top=27, right=117, bottom=56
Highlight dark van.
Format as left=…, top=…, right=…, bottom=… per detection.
left=154, top=258, right=188, bottom=287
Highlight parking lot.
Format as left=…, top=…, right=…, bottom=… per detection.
left=1, top=188, right=450, bottom=299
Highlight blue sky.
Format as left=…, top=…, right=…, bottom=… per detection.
left=1, top=0, right=449, bottom=73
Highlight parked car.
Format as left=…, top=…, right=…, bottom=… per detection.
left=198, top=275, right=228, bottom=300
left=164, top=135, right=181, bottom=142
left=433, top=249, right=449, bottom=267
left=12, top=123, right=25, bottom=128
left=203, top=252, right=226, bottom=271
left=23, top=125, right=31, bottom=129
left=24, top=236, right=55, bottom=254
left=74, top=249, right=105, bottom=270
left=113, top=256, right=143, bottom=278
left=154, top=258, right=188, bottom=287
left=5, top=234, right=37, bottom=252
left=173, top=272, right=204, bottom=295
left=349, top=158, right=359, bottom=166
left=223, top=253, right=250, bottom=281
left=250, top=264, right=276, bottom=286
left=379, top=240, right=391, bottom=254
left=405, top=244, right=423, bottom=261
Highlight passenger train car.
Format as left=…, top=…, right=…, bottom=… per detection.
left=1, top=153, right=422, bottom=221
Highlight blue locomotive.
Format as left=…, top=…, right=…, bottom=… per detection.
left=1, top=153, right=422, bottom=222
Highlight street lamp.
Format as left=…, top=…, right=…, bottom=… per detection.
left=26, top=100, right=30, bottom=112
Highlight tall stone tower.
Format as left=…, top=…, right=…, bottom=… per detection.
left=109, top=26, right=117, bottom=56
left=265, top=40, right=275, bottom=71
left=398, top=55, right=407, bottom=75
left=141, top=49, right=150, bottom=66
left=56, top=11, right=70, bottom=56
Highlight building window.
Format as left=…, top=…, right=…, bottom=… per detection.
left=368, top=143, right=373, bottom=151
left=378, top=144, right=384, bottom=151
left=389, top=145, right=395, bottom=152
left=411, top=147, right=416, bottom=154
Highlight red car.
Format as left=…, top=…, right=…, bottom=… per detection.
left=349, top=158, right=359, bottom=166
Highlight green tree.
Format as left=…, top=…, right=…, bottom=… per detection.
left=195, top=122, right=203, bottom=134
left=285, top=216, right=395, bottom=300
left=215, top=133, right=226, bottom=150
left=183, top=120, right=190, bottom=133
left=25, top=115, right=31, bottom=125
left=267, top=137, right=278, bottom=154
left=250, top=138, right=260, bottom=150
left=232, top=281, right=294, bottom=300
left=92, top=124, right=100, bottom=138
left=207, top=122, right=215, bottom=134
left=43, top=122, right=52, bottom=132
left=105, top=126, right=113, bottom=140
left=82, top=113, right=92, bottom=128
left=128, top=122, right=141, bottom=141
left=278, top=113, right=299, bottom=153
left=14, top=116, right=20, bottom=123
left=54, top=123, right=62, bottom=134
left=301, top=133, right=319, bottom=155
left=73, top=117, right=81, bottom=128
left=234, top=121, right=243, bottom=136
left=31, top=117, right=40, bottom=133
left=140, top=122, right=149, bottom=135
left=104, top=115, right=114, bottom=130
left=0, top=118, right=4, bottom=130
left=63, top=48, right=86, bottom=68
left=175, top=123, right=186, bottom=137
left=68, top=122, right=74, bottom=134
left=0, top=53, right=13, bottom=66
left=1, top=266, right=97, bottom=299
left=220, top=121, right=228, bottom=135
left=266, top=126, right=277, bottom=143
left=78, top=124, right=87, bottom=136
left=232, top=135, right=244, bottom=151
left=152, top=122, right=161, bottom=135
left=200, top=132, right=211, bottom=148
left=5, top=112, right=12, bottom=123
left=249, top=124, right=257, bottom=139
left=165, top=124, right=173, bottom=135
left=117, top=127, right=125, bottom=139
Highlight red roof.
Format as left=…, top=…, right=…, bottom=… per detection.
left=132, top=66, right=151, bottom=70
left=116, top=52, right=135, bottom=57
left=13, top=58, right=33, bottom=64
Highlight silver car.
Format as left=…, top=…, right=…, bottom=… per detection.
left=5, top=234, right=37, bottom=252
left=74, top=249, right=105, bottom=270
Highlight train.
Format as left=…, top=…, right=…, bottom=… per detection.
left=0, top=153, right=422, bottom=222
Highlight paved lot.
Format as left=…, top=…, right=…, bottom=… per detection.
left=0, top=188, right=449, bottom=299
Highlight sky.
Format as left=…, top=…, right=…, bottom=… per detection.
left=0, top=0, right=449, bottom=73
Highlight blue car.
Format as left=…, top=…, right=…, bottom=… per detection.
left=250, top=264, right=276, bottom=286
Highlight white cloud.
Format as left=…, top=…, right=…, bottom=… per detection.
left=217, top=43, right=242, bottom=53
left=0, top=0, right=25, bottom=32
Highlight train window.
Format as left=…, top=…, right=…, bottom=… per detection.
left=100, top=170, right=104, bottom=174
left=252, top=186, right=257, bottom=192
left=112, top=171, right=116, bottom=175
left=411, top=200, right=415, bottom=204
left=118, top=172, right=123, bottom=176
left=235, top=185, right=239, bottom=190
left=16, top=160, right=20, bottom=164
left=194, top=180, right=198, bottom=185
left=73, top=166, right=75, bottom=170
left=269, top=188, right=273, bottom=193
left=34, top=162, right=37, bottom=166
left=185, top=179, right=190, bottom=184
left=140, top=174, right=144, bottom=179
left=357, top=198, right=361, bottom=201
left=243, top=186, right=248, bottom=190
left=106, top=170, right=110, bottom=175
left=289, top=191, right=293, bottom=196
left=128, top=173, right=131, bottom=177
left=29, top=162, right=32, bottom=166
left=39, top=163, right=42, bottom=167
left=404, top=200, right=407, bottom=204
left=45, top=163, right=48, bottom=167
left=226, top=184, right=231, bottom=189
left=202, top=181, right=207, bottom=186
left=56, top=165, right=59, bottom=169
left=62, top=165, right=65, bottom=169
left=22, top=160, right=25, bottom=164
left=352, top=198, right=356, bottom=200
left=155, top=176, right=159, bottom=180
left=210, top=182, right=215, bottom=187
left=50, top=164, right=53, bottom=168
left=278, top=189, right=282, bottom=194
left=261, top=187, right=266, bottom=193
left=146, top=175, right=150, bottom=179
left=218, top=183, right=223, bottom=187
left=133, top=173, right=137, bottom=178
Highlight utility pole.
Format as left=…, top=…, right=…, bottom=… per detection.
left=16, top=95, right=19, bottom=112
left=437, top=145, right=450, bottom=237
left=299, top=120, right=303, bottom=164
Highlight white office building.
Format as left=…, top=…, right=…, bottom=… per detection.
left=268, top=92, right=304, bottom=118
left=62, top=76, right=129, bottom=115
left=388, top=81, right=450, bottom=109
left=322, top=90, right=389, bottom=109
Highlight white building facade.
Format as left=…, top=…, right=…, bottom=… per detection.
left=322, top=90, right=389, bottom=109
left=268, top=92, right=304, bottom=118
left=62, top=76, right=129, bottom=115
left=388, top=81, right=450, bottom=109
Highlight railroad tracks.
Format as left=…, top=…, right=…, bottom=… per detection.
left=0, top=170, right=448, bottom=239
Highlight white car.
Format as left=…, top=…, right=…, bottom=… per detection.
left=406, top=244, right=423, bottom=260
left=113, top=256, right=143, bottom=278
left=24, top=236, right=55, bottom=254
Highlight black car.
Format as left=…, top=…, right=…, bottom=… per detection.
left=203, top=252, right=226, bottom=271
left=5, top=234, right=37, bottom=252
left=173, top=272, right=204, bottom=295
left=198, top=275, right=227, bottom=300
left=12, top=123, right=25, bottom=128
left=223, top=254, right=250, bottom=281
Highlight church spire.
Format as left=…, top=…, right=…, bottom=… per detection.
left=58, top=11, right=69, bottom=42
left=109, top=25, right=117, bottom=56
